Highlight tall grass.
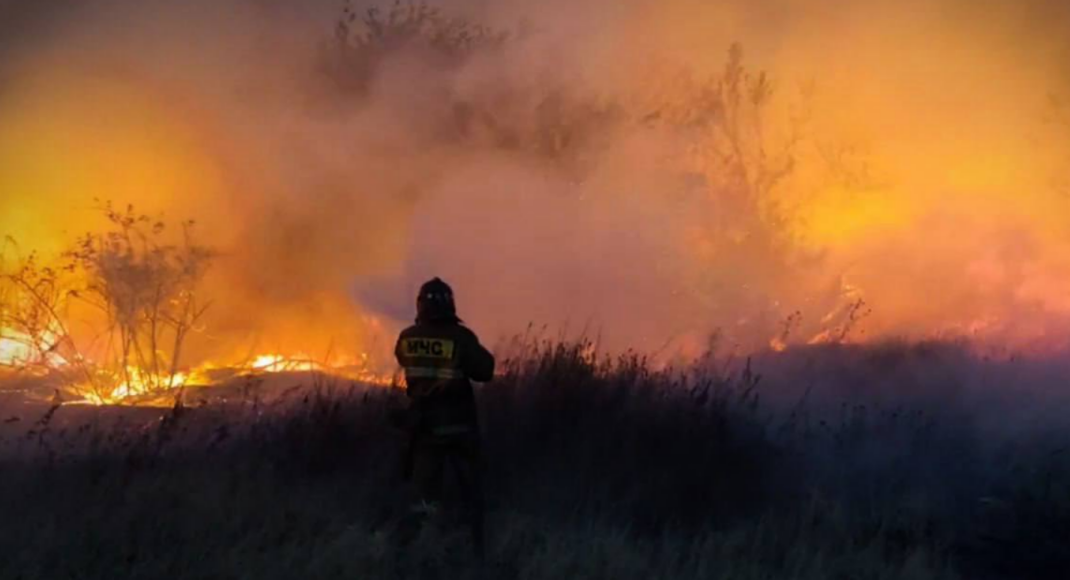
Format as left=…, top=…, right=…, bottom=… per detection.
left=0, top=338, right=1067, bottom=579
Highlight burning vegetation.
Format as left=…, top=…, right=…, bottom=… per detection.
left=0, top=202, right=390, bottom=405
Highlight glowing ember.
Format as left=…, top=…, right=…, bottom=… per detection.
left=0, top=326, right=66, bottom=368
left=0, top=334, right=32, bottom=366
left=249, top=354, right=322, bottom=373
left=114, top=369, right=190, bottom=400
left=251, top=354, right=285, bottom=370
left=68, top=352, right=393, bottom=406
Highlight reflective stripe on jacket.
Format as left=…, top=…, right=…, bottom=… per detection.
left=394, top=321, right=495, bottom=438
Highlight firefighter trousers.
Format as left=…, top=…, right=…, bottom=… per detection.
left=403, top=433, right=485, bottom=559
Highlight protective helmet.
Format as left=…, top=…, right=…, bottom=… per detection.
left=416, top=277, right=458, bottom=323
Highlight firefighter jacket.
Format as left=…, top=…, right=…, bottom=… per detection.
left=394, top=321, right=495, bottom=438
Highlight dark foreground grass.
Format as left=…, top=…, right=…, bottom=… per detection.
left=1, top=340, right=1068, bottom=580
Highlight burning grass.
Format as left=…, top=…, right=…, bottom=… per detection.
left=1, top=338, right=1067, bottom=580
left=0, top=202, right=394, bottom=407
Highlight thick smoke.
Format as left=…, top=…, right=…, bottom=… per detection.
left=1, top=0, right=1069, bottom=368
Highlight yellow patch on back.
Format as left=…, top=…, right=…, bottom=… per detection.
left=402, top=338, right=455, bottom=360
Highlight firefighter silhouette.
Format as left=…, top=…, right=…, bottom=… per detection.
left=391, top=277, right=495, bottom=560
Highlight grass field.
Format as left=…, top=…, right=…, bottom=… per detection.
left=1, top=339, right=1068, bottom=579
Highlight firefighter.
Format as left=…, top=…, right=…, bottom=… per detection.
left=391, top=277, right=495, bottom=560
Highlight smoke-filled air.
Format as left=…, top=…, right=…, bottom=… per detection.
left=1, top=0, right=1070, bottom=397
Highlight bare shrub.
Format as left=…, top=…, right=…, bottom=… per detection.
left=0, top=240, right=97, bottom=393
left=638, top=43, right=805, bottom=225
left=63, top=201, right=215, bottom=401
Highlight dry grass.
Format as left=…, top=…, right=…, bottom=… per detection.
left=1, top=338, right=1067, bottom=579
